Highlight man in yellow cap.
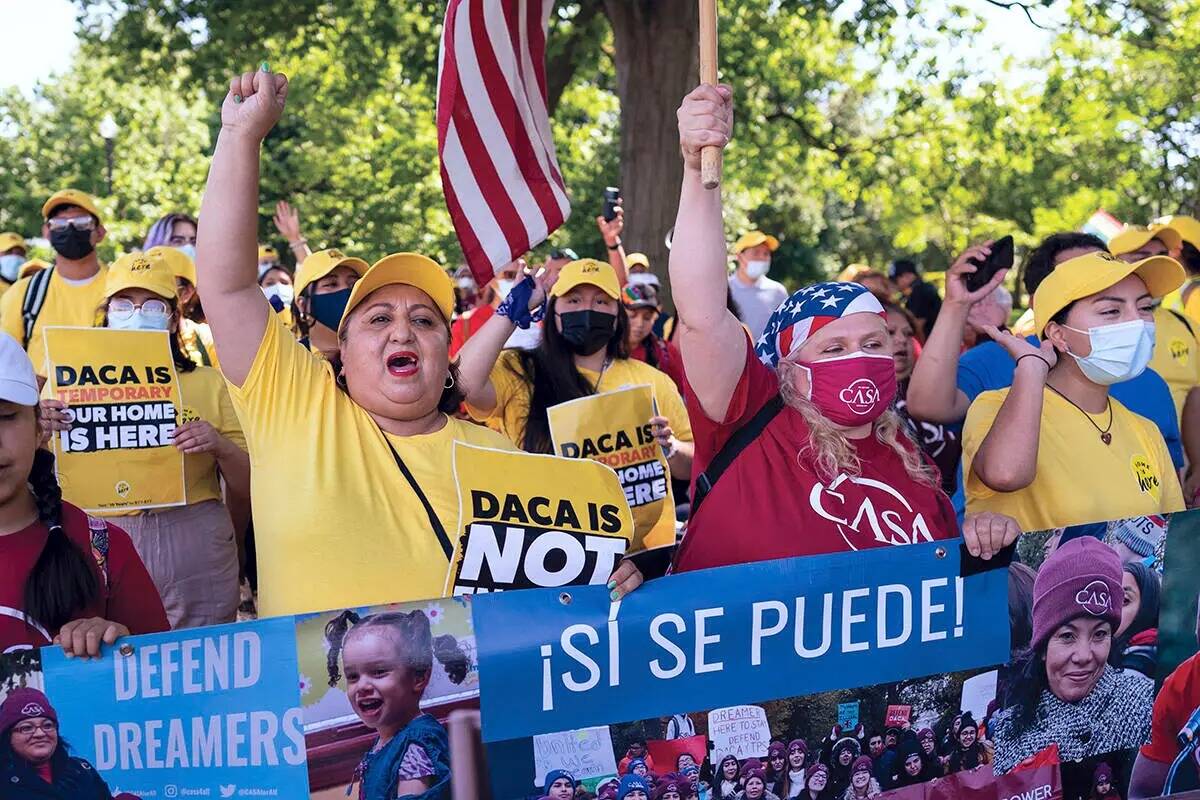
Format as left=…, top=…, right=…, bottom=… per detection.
left=0, top=189, right=109, bottom=372
left=0, top=232, right=28, bottom=296
left=292, top=247, right=369, bottom=360
left=729, top=230, right=787, bottom=339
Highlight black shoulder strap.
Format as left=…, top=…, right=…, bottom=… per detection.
left=382, top=436, right=453, bottom=560
left=21, top=267, right=54, bottom=348
left=691, top=394, right=785, bottom=516
left=1168, top=308, right=1196, bottom=338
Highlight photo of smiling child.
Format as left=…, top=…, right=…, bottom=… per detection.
left=324, top=609, right=470, bottom=800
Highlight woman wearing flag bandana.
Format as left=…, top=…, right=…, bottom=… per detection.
left=667, top=83, right=1014, bottom=571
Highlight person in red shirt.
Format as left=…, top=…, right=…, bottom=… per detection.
left=667, top=83, right=1016, bottom=571
left=1128, top=649, right=1200, bottom=798
left=0, top=332, right=167, bottom=655
left=625, top=282, right=685, bottom=393
left=450, top=259, right=523, bottom=356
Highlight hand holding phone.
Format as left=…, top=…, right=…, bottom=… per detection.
left=965, top=235, right=1014, bottom=293
left=602, top=186, right=620, bottom=222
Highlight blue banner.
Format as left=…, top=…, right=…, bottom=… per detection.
left=473, top=542, right=1009, bottom=742
left=42, top=616, right=308, bottom=797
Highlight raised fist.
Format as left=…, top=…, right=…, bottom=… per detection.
left=221, top=64, right=290, bottom=142
left=677, top=83, right=733, bottom=171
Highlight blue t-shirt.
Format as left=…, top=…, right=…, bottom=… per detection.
left=951, top=337, right=1183, bottom=521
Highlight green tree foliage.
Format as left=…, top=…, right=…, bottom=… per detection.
left=0, top=1, right=1196, bottom=292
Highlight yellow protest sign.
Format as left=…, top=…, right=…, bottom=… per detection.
left=547, top=385, right=675, bottom=553
left=43, top=327, right=186, bottom=512
left=445, top=442, right=634, bottom=595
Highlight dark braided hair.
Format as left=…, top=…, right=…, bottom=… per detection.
left=24, top=449, right=100, bottom=632
left=324, top=608, right=470, bottom=688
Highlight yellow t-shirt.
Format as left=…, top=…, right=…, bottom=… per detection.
left=962, top=387, right=1185, bottom=531
left=1150, top=306, right=1200, bottom=421
left=181, top=318, right=220, bottom=369
left=0, top=279, right=11, bottom=299
left=0, top=268, right=108, bottom=374
left=178, top=366, right=244, bottom=505
left=466, top=351, right=693, bottom=451
left=227, top=315, right=517, bottom=617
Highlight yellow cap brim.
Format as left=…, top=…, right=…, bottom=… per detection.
left=339, top=253, right=454, bottom=332
left=41, top=190, right=101, bottom=221
left=296, top=255, right=370, bottom=297
left=0, top=233, right=24, bottom=252
left=1110, top=227, right=1182, bottom=256
left=1035, top=255, right=1185, bottom=335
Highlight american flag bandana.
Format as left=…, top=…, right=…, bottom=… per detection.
left=754, top=281, right=887, bottom=368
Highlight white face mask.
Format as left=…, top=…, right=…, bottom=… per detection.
left=495, top=278, right=517, bottom=300
left=1062, top=319, right=1156, bottom=385
left=108, top=308, right=172, bottom=331
left=175, top=244, right=197, bottom=261
left=0, top=254, right=22, bottom=282
left=627, top=272, right=660, bottom=288
left=262, top=283, right=295, bottom=307
left=745, top=259, right=771, bottom=280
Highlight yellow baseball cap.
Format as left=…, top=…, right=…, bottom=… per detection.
left=105, top=251, right=179, bottom=301
left=145, top=246, right=196, bottom=287
left=0, top=232, right=25, bottom=252
left=626, top=252, right=651, bottom=271
left=1108, top=225, right=1182, bottom=257
left=339, top=252, right=455, bottom=332
left=258, top=245, right=279, bottom=263
left=550, top=258, right=620, bottom=300
left=733, top=231, right=780, bottom=254
left=296, top=248, right=371, bottom=297
left=41, top=189, right=101, bottom=222
left=1034, top=251, right=1185, bottom=336
left=1154, top=216, right=1200, bottom=249
left=17, top=259, right=48, bottom=280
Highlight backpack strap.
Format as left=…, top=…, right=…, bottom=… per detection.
left=85, top=514, right=111, bottom=594
left=691, top=394, right=785, bottom=516
left=20, top=266, right=54, bottom=348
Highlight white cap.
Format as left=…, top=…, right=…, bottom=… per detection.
left=0, top=332, right=39, bottom=406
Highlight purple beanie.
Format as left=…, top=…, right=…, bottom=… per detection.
left=1032, top=536, right=1122, bottom=648
left=768, top=741, right=786, bottom=758
left=0, top=688, right=58, bottom=734
left=852, top=755, right=874, bottom=775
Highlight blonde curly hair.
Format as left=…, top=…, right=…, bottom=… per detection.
left=776, top=359, right=937, bottom=488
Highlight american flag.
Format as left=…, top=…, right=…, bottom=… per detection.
left=437, top=0, right=571, bottom=287
left=755, top=282, right=886, bottom=368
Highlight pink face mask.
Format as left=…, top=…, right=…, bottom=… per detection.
left=797, top=351, right=897, bottom=426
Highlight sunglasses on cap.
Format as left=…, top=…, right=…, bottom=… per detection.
left=47, top=216, right=96, bottom=233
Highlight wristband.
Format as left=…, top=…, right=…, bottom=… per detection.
left=607, top=239, right=621, bottom=251
left=288, top=238, right=307, bottom=248
left=496, top=275, right=546, bottom=329
left=1015, top=353, right=1050, bottom=371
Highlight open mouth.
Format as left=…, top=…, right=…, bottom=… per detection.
left=386, top=351, right=420, bottom=377
left=355, top=695, right=384, bottom=715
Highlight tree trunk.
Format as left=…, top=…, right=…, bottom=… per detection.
left=603, top=0, right=699, bottom=312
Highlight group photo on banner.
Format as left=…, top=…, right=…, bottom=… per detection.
left=5, top=0, right=1200, bottom=799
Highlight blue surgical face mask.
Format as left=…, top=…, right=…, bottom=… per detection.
left=175, top=244, right=197, bottom=261
left=0, top=254, right=22, bottom=282
left=309, top=287, right=353, bottom=331
left=108, top=308, right=172, bottom=331
left=1062, top=319, right=1156, bottom=385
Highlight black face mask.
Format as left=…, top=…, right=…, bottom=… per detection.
left=558, top=309, right=615, bottom=355
left=49, top=226, right=95, bottom=260
left=309, top=287, right=353, bottom=331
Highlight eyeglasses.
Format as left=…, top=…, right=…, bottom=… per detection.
left=168, top=234, right=197, bottom=246
left=13, top=720, right=57, bottom=737
left=109, top=298, right=170, bottom=318
left=47, top=216, right=96, bottom=233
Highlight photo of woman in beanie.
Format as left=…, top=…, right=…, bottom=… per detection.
left=1092, top=763, right=1122, bottom=800
left=826, top=737, right=861, bottom=799
left=780, top=740, right=809, bottom=798
left=990, top=537, right=1155, bottom=773
left=802, top=764, right=831, bottom=800
left=766, top=742, right=788, bottom=797
left=840, top=757, right=881, bottom=800
left=737, top=767, right=779, bottom=800
left=945, top=712, right=992, bottom=773
left=1113, top=560, right=1161, bottom=679
left=619, top=773, right=652, bottom=800
left=893, top=736, right=927, bottom=788
left=543, top=769, right=577, bottom=800
left=0, top=688, right=117, bottom=799
left=716, top=754, right=741, bottom=800
left=916, top=729, right=943, bottom=780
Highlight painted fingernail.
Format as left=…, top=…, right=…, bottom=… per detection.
left=233, top=94, right=243, bottom=103
left=610, top=590, right=620, bottom=601
left=607, top=580, right=616, bottom=590
left=261, top=61, right=270, bottom=72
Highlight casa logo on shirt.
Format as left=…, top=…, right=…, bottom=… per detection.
left=179, top=406, right=200, bottom=424
left=839, top=379, right=881, bottom=415
left=808, top=473, right=935, bottom=550
left=1170, top=338, right=1191, bottom=366
left=1130, top=455, right=1161, bottom=497
left=1074, top=580, right=1113, bottom=616
left=115, top=480, right=132, bottom=498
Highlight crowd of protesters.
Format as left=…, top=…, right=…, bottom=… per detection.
left=1, top=64, right=1199, bottom=799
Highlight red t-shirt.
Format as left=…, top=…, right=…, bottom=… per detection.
left=674, top=337, right=958, bottom=573
left=631, top=337, right=686, bottom=395
left=1142, top=652, right=1200, bottom=763
left=0, top=502, right=168, bottom=653
left=450, top=303, right=495, bottom=357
